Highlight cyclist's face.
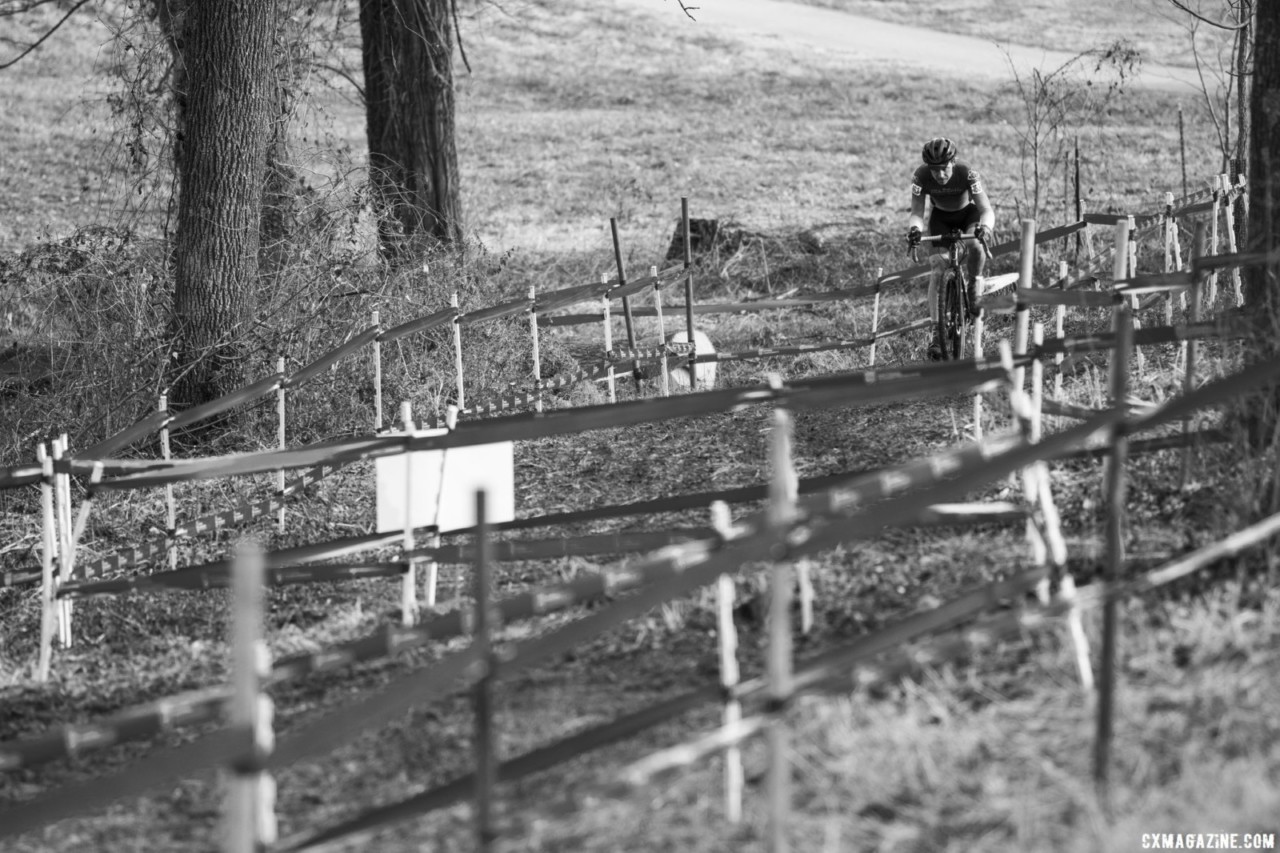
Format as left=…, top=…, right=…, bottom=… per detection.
left=929, top=161, right=955, bottom=183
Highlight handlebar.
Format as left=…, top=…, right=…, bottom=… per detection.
left=909, top=230, right=993, bottom=264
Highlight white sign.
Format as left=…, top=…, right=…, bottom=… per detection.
left=375, top=429, right=515, bottom=533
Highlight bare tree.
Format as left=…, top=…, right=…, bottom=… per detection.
left=1165, top=0, right=1254, bottom=239
left=1003, top=41, right=1141, bottom=222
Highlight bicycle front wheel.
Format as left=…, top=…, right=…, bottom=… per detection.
left=940, top=269, right=964, bottom=360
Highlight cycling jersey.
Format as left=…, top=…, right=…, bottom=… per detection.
left=911, top=162, right=986, bottom=212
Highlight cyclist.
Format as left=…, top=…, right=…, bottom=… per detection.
left=905, top=137, right=996, bottom=359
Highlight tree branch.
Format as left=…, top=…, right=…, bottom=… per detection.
left=1165, top=0, right=1249, bottom=31
left=0, top=0, right=93, bottom=70
left=673, top=0, right=698, bottom=21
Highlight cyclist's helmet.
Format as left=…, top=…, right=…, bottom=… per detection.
left=922, top=137, right=957, bottom=166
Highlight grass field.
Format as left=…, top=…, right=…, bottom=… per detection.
left=1, top=1, right=1276, bottom=851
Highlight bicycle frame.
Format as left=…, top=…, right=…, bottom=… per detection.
left=910, top=230, right=991, bottom=360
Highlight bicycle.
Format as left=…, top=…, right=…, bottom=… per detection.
left=909, top=230, right=992, bottom=361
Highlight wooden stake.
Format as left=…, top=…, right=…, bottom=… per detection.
left=225, top=543, right=276, bottom=853
left=1126, top=216, right=1145, bottom=376
left=1013, top=219, right=1037, bottom=391
left=1183, top=223, right=1207, bottom=487
left=652, top=265, right=670, bottom=397
left=1178, top=104, right=1188, bottom=198
left=766, top=400, right=794, bottom=853
left=472, top=489, right=498, bottom=853
left=601, top=273, right=616, bottom=404
left=401, top=402, right=418, bottom=627
left=1207, top=178, right=1222, bottom=307
left=1095, top=303, right=1132, bottom=800
left=424, top=528, right=440, bottom=609
left=1073, top=136, right=1083, bottom=259
left=682, top=198, right=697, bottom=391
left=1219, top=175, right=1243, bottom=306
left=1002, top=341, right=1048, bottom=571
left=528, top=286, right=542, bottom=413
left=451, top=292, right=465, bottom=410
left=709, top=500, right=743, bottom=823
left=63, top=462, right=104, bottom=583
left=1053, top=261, right=1068, bottom=414
left=160, top=394, right=177, bottom=571
left=1080, top=198, right=1096, bottom=261
left=609, top=218, right=641, bottom=390
left=972, top=305, right=985, bottom=439
left=37, top=447, right=54, bottom=682
left=1031, top=323, right=1045, bottom=443
left=869, top=268, right=883, bottom=367
left=1163, top=194, right=1176, bottom=327
left=276, top=356, right=287, bottom=532
left=1107, top=219, right=1131, bottom=378
left=372, top=309, right=383, bottom=433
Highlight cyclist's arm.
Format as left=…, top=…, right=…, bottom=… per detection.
left=968, top=170, right=996, bottom=231
left=908, top=181, right=927, bottom=232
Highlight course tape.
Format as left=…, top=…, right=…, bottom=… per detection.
left=1033, top=317, right=1242, bottom=358
left=289, top=328, right=381, bottom=389
left=61, top=463, right=345, bottom=585
left=0, top=499, right=1029, bottom=776
left=377, top=307, right=455, bottom=344
left=270, top=406, right=1142, bottom=772
left=61, top=560, right=406, bottom=597
left=0, top=725, right=251, bottom=841
left=62, top=529, right=405, bottom=598
left=82, top=361, right=1016, bottom=491
left=280, top=565, right=1050, bottom=850
left=539, top=288, right=884, bottom=327
left=288, top=501, right=1280, bottom=850
left=698, top=319, right=933, bottom=366
left=982, top=289, right=1117, bottom=313
left=4, top=355, right=1273, bottom=810
left=421, top=345, right=694, bottom=428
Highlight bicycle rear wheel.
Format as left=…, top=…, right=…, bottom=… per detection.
left=939, top=269, right=964, bottom=360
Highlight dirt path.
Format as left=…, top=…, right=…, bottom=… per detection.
left=614, top=0, right=1203, bottom=92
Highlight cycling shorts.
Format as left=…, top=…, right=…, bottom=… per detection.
left=928, top=204, right=981, bottom=237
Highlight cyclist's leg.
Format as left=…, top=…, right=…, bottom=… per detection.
left=958, top=205, right=986, bottom=317
left=959, top=205, right=987, bottom=282
left=926, top=213, right=952, bottom=327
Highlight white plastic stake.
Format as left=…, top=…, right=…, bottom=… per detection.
left=710, top=500, right=743, bottom=823
left=1013, top=220, right=1036, bottom=391
left=37, top=448, right=55, bottom=682
left=528, top=286, right=542, bottom=413
left=225, top=544, right=277, bottom=853
left=276, top=357, right=287, bottom=532
left=401, top=401, right=418, bottom=627
left=766, top=400, right=794, bottom=853
left=652, top=265, right=670, bottom=397
left=53, top=436, right=72, bottom=648
left=160, top=394, right=177, bottom=571
left=372, top=309, right=384, bottom=433
left=601, top=273, right=616, bottom=404
left=869, top=267, right=883, bottom=367
left=451, top=293, right=465, bottom=411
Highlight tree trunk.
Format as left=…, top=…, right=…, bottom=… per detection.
left=360, top=0, right=463, bottom=259
left=1244, top=0, right=1279, bottom=324
left=1234, top=0, right=1255, bottom=247
left=170, top=0, right=276, bottom=407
